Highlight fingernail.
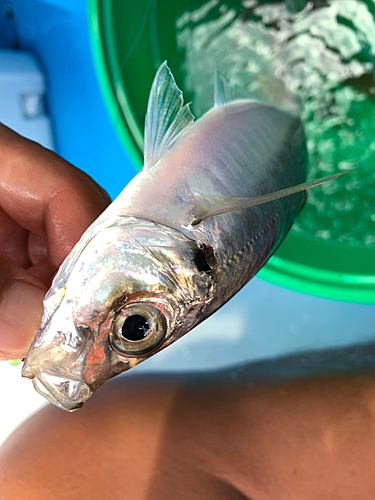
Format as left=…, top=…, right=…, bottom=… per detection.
left=0, top=283, right=46, bottom=358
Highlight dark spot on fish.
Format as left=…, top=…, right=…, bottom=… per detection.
left=121, top=315, right=150, bottom=341
left=193, top=244, right=216, bottom=275
left=194, top=247, right=210, bottom=273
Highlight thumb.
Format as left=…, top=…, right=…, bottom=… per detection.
left=0, top=252, right=46, bottom=360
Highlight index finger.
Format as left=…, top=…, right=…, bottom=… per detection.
left=0, top=124, right=111, bottom=268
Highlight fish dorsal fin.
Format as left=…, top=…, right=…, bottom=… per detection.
left=214, top=70, right=255, bottom=107
left=191, top=170, right=353, bottom=225
left=144, top=61, right=194, bottom=168
left=214, top=71, right=302, bottom=116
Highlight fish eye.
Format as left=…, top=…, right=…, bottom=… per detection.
left=110, top=304, right=166, bottom=356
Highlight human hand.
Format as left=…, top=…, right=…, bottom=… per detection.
left=0, top=124, right=111, bottom=360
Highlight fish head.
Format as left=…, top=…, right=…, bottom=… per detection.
left=22, top=217, right=214, bottom=411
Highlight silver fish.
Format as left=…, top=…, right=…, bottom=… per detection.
left=22, top=63, right=349, bottom=410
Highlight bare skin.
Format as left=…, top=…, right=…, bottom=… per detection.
left=1, top=125, right=375, bottom=499
left=1, top=368, right=375, bottom=500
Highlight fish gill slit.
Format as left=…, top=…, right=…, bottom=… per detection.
left=193, top=243, right=216, bottom=276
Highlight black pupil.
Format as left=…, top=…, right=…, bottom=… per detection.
left=121, top=315, right=150, bottom=341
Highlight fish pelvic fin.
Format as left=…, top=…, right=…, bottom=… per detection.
left=214, top=70, right=256, bottom=107
left=144, top=61, right=195, bottom=168
left=191, top=170, right=354, bottom=225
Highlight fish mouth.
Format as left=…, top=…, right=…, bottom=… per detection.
left=22, top=366, right=92, bottom=412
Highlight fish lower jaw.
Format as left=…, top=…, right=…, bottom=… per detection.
left=28, top=372, right=93, bottom=412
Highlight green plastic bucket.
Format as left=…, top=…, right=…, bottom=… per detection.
left=88, top=0, right=375, bottom=303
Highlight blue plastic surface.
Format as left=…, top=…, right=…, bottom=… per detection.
left=0, top=49, right=54, bottom=149
left=0, top=0, right=137, bottom=200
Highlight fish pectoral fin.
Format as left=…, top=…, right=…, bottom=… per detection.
left=191, top=170, right=353, bottom=225
left=214, top=70, right=256, bottom=107
left=144, top=61, right=194, bottom=168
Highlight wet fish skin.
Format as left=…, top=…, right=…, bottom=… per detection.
left=120, top=99, right=307, bottom=318
left=23, top=217, right=213, bottom=411
left=22, top=64, right=307, bottom=411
